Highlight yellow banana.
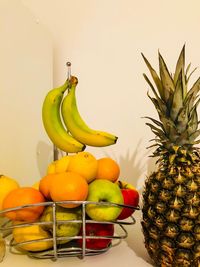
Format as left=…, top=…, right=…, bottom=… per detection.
left=61, top=76, right=118, bottom=147
left=42, top=80, right=85, bottom=153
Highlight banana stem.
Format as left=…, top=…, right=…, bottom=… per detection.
left=53, top=145, right=59, bottom=160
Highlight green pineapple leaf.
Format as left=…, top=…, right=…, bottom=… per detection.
left=146, top=122, right=167, bottom=140
left=160, top=117, right=179, bottom=141
left=158, top=52, right=175, bottom=102
left=146, top=143, right=160, bottom=149
left=176, top=104, right=188, bottom=133
left=189, top=128, right=200, bottom=142
left=170, top=71, right=184, bottom=121
left=186, top=67, right=198, bottom=84
left=175, top=130, right=189, bottom=145
left=158, top=116, right=172, bottom=134
left=149, top=138, right=163, bottom=144
left=173, top=45, right=187, bottom=98
left=186, top=62, right=191, bottom=76
left=189, top=98, right=200, bottom=118
left=185, top=77, right=200, bottom=111
left=142, top=46, right=200, bottom=152
left=191, top=139, right=200, bottom=145
left=182, top=68, right=187, bottom=99
left=187, top=98, right=200, bottom=136
left=143, top=74, right=160, bottom=99
left=174, top=45, right=185, bottom=85
left=142, top=53, right=165, bottom=100
left=143, top=116, right=164, bottom=129
left=146, top=123, right=165, bottom=135
left=147, top=92, right=167, bottom=115
left=184, top=91, right=197, bottom=115
left=187, top=108, right=198, bottom=136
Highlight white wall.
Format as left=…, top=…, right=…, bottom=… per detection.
left=1, top=2, right=200, bottom=265
left=0, top=0, right=53, bottom=185
left=3, top=0, right=200, bottom=190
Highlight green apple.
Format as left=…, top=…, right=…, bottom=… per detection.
left=40, top=205, right=81, bottom=244
left=86, top=179, right=124, bottom=221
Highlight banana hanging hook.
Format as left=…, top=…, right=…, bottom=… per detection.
left=66, top=62, right=71, bottom=80
left=54, top=62, right=72, bottom=160
left=65, top=61, right=72, bottom=157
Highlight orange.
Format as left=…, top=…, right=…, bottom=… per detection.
left=49, top=171, right=88, bottom=208
left=67, top=152, right=98, bottom=183
left=2, top=187, right=45, bottom=222
left=39, top=173, right=55, bottom=199
left=96, top=157, right=120, bottom=182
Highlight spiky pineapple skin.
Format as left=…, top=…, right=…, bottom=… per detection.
left=142, top=158, right=200, bottom=267
left=141, top=45, right=200, bottom=266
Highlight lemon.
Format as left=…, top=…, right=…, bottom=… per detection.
left=67, top=152, right=98, bottom=183
left=46, top=161, right=57, bottom=174
left=47, top=156, right=71, bottom=175
left=0, top=175, right=20, bottom=210
left=31, top=181, right=40, bottom=190
left=55, top=155, right=71, bottom=173
left=12, top=223, right=53, bottom=251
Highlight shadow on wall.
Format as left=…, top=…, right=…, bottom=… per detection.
left=36, top=141, right=54, bottom=178
left=103, top=139, right=157, bottom=196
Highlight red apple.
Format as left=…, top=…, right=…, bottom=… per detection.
left=117, top=180, right=139, bottom=220
left=77, top=223, right=114, bottom=250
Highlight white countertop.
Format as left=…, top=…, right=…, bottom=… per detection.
left=1, top=212, right=153, bottom=267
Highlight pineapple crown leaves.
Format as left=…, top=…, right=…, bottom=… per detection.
left=142, top=45, right=200, bottom=153
left=170, top=70, right=184, bottom=121
left=174, top=44, right=185, bottom=85
left=158, top=51, right=175, bottom=102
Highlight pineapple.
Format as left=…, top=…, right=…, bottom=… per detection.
left=142, top=46, right=200, bottom=267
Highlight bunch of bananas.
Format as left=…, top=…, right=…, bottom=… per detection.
left=42, top=75, right=118, bottom=153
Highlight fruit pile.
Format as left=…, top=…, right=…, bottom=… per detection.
left=0, top=70, right=139, bottom=260
left=0, top=152, right=139, bottom=255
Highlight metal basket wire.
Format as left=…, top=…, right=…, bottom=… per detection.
left=0, top=200, right=139, bottom=261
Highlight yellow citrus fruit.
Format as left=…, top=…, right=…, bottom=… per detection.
left=46, top=156, right=71, bottom=175
left=0, top=175, right=20, bottom=210
left=13, top=223, right=53, bottom=251
left=67, top=152, right=98, bottom=183
left=2, top=187, right=45, bottom=222
left=96, top=157, right=120, bottom=182
left=31, top=181, right=40, bottom=190
left=47, top=161, right=57, bottom=174
left=49, top=172, right=89, bottom=208
left=55, top=155, right=71, bottom=173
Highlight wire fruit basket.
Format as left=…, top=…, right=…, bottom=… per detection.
left=0, top=200, right=139, bottom=261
